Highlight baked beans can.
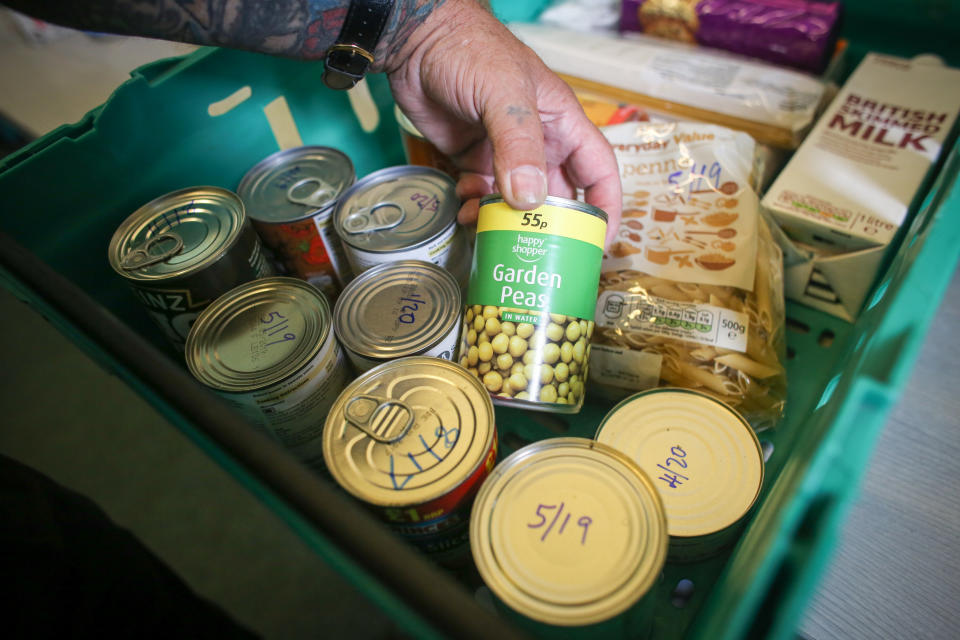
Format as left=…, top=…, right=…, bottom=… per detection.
left=333, top=260, right=462, bottom=372
left=460, top=195, right=607, bottom=413
left=237, top=146, right=355, bottom=299
left=322, top=356, right=497, bottom=565
left=108, top=186, right=273, bottom=352
left=470, top=437, right=667, bottom=633
left=394, top=104, right=460, bottom=180
left=332, top=165, right=470, bottom=286
left=595, top=388, right=764, bottom=562
left=185, top=276, right=349, bottom=474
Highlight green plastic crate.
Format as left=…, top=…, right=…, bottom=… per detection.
left=1, top=2, right=958, bottom=638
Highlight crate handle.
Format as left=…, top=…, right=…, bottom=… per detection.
left=132, top=55, right=194, bottom=86
left=743, top=493, right=841, bottom=639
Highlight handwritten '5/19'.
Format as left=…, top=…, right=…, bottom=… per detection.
left=528, top=502, right=593, bottom=545
left=261, top=311, right=296, bottom=347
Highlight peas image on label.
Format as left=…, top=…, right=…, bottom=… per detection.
left=460, top=195, right=607, bottom=414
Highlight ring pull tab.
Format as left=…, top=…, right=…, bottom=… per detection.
left=343, top=202, right=405, bottom=235
left=286, top=177, right=337, bottom=207
left=119, top=232, right=184, bottom=271
left=344, top=395, right=415, bottom=443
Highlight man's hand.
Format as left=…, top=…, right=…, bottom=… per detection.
left=4, top=0, right=622, bottom=243
left=379, top=0, right=622, bottom=244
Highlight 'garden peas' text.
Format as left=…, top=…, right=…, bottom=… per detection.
left=493, top=263, right=562, bottom=309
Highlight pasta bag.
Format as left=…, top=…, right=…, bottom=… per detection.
left=591, top=121, right=786, bottom=430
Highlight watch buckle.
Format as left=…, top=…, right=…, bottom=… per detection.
left=323, top=44, right=376, bottom=90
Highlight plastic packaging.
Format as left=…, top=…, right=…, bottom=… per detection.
left=619, top=0, right=841, bottom=73
left=591, top=121, right=787, bottom=429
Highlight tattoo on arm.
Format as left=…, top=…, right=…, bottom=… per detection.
left=4, top=0, right=446, bottom=63
left=375, top=0, right=446, bottom=64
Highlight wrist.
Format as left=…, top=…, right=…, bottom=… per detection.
left=372, top=0, right=479, bottom=74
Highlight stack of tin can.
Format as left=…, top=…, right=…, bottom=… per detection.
left=107, top=136, right=766, bottom=634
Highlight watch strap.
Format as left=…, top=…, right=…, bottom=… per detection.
left=323, top=0, right=395, bottom=90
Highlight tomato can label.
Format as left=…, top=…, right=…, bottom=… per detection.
left=251, top=210, right=352, bottom=299
left=238, top=146, right=356, bottom=300
left=460, top=196, right=607, bottom=413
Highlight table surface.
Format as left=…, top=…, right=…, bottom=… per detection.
left=2, top=12, right=959, bottom=639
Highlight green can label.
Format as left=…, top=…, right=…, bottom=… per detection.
left=459, top=200, right=607, bottom=413
left=466, top=201, right=607, bottom=319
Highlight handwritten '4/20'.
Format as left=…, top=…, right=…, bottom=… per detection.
left=528, top=502, right=593, bottom=545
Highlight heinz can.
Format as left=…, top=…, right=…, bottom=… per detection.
left=470, top=437, right=667, bottom=634
left=185, top=277, right=349, bottom=474
left=596, top=388, right=764, bottom=562
left=237, top=146, right=355, bottom=299
left=333, top=260, right=462, bottom=372
left=394, top=104, right=460, bottom=180
left=332, top=165, right=469, bottom=286
left=108, top=186, right=273, bottom=352
left=461, top=195, right=607, bottom=413
left=323, top=357, right=497, bottom=565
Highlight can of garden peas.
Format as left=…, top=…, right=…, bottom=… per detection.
left=459, top=195, right=607, bottom=413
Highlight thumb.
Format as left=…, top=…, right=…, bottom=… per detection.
left=482, top=91, right=548, bottom=210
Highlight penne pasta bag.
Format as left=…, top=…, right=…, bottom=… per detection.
left=591, top=121, right=786, bottom=430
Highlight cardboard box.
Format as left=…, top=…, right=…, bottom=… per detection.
left=762, top=53, right=960, bottom=321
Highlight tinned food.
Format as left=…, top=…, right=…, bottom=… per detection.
left=237, top=146, right=355, bottom=299
left=323, top=357, right=497, bottom=565
left=333, top=260, right=462, bottom=372
left=470, top=437, right=667, bottom=631
left=332, top=165, right=470, bottom=286
left=108, top=186, right=273, bottom=352
left=460, top=195, right=607, bottom=413
left=185, top=276, right=349, bottom=474
left=595, top=388, right=764, bottom=561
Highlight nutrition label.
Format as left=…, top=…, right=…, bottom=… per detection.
left=596, top=291, right=749, bottom=352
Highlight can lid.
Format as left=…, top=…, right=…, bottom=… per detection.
left=334, top=165, right=458, bottom=252
left=185, top=277, right=332, bottom=392
left=595, top=388, right=764, bottom=539
left=108, top=187, right=247, bottom=281
left=237, top=146, right=355, bottom=224
left=333, top=260, right=461, bottom=360
left=470, top=437, right=667, bottom=626
left=323, top=357, right=495, bottom=507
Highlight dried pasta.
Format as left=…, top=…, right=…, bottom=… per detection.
left=590, top=121, right=787, bottom=430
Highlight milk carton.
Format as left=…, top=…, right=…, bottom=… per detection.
left=761, top=53, right=960, bottom=321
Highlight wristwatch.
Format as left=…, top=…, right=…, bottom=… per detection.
left=322, top=0, right=396, bottom=90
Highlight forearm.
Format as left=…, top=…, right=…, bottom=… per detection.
left=3, top=0, right=445, bottom=66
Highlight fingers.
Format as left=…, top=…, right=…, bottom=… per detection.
left=456, top=172, right=494, bottom=200
left=549, top=101, right=623, bottom=247
left=456, top=172, right=494, bottom=226
left=582, top=166, right=623, bottom=249
left=481, top=88, right=548, bottom=211
left=458, top=198, right=480, bottom=226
